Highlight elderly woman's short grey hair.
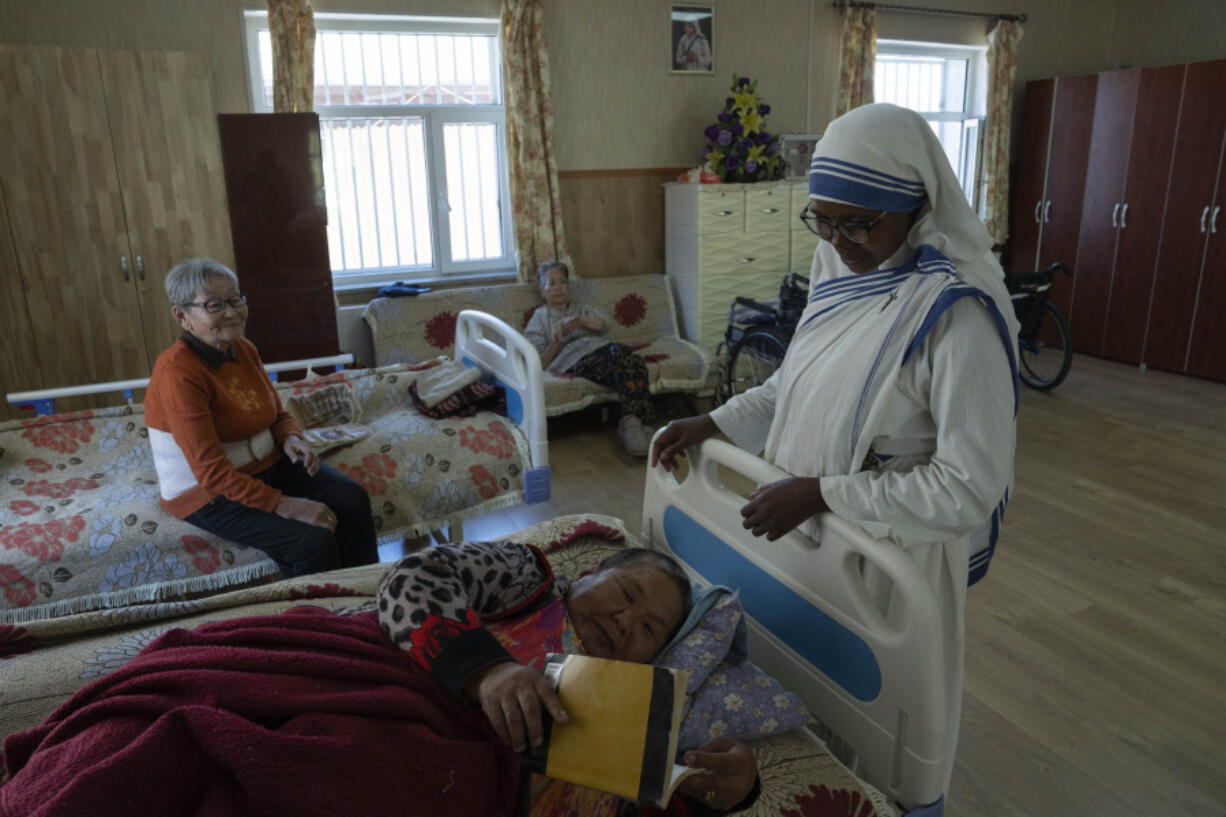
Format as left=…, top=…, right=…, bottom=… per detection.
left=165, top=258, right=240, bottom=307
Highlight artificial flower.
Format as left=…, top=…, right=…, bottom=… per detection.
left=696, top=74, right=783, bottom=183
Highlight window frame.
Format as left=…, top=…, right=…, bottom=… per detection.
left=241, top=10, right=516, bottom=287
left=875, top=39, right=988, bottom=212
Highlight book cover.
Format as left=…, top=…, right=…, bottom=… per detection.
left=524, top=654, right=698, bottom=807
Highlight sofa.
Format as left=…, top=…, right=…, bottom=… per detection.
left=362, top=274, right=716, bottom=417
left=0, top=313, right=547, bottom=624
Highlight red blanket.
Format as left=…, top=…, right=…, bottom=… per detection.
left=0, top=608, right=522, bottom=817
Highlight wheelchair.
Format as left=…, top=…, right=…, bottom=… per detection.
left=717, top=272, right=809, bottom=404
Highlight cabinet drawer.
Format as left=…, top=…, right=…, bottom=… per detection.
left=699, top=231, right=789, bottom=277
left=696, top=188, right=745, bottom=233
left=744, top=187, right=791, bottom=233
left=790, top=230, right=821, bottom=273
left=791, top=184, right=813, bottom=231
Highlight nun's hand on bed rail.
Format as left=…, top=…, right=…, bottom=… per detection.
left=742, top=477, right=828, bottom=541
left=467, top=661, right=569, bottom=754
left=650, top=415, right=720, bottom=470
left=678, top=737, right=759, bottom=811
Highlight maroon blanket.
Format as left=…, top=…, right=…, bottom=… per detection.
left=0, top=608, right=521, bottom=817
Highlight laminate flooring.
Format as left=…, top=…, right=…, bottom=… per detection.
left=440, top=356, right=1226, bottom=817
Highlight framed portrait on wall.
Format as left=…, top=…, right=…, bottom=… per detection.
left=670, top=5, right=714, bottom=74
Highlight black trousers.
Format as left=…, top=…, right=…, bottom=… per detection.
left=185, top=457, right=379, bottom=578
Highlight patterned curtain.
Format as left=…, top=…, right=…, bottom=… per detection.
left=267, top=0, right=316, bottom=113
left=501, top=0, right=572, bottom=282
left=982, top=19, right=1024, bottom=245
left=835, top=6, right=876, bottom=117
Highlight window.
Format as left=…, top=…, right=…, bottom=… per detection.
left=243, top=12, right=513, bottom=285
left=875, top=40, right=987, bottom=210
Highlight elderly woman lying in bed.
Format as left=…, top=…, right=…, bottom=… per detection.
left=0, top=544, right=762, bottom=816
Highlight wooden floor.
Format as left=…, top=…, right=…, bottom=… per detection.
left=459, top=357, right=1226, bottom=817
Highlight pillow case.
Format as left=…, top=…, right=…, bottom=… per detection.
left=657, top=592, right=810, bottom=749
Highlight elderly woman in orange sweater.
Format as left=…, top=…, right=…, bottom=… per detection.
left=144, top=257, right=378, bottom=577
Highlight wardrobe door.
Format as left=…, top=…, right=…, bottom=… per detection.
left=0, top=181, right=44, bottom=419
left=1101, top=64, right=1185, bottom=364
left=1145, top=59, right=1226, bottom=374
left=1184, top=148, right=1226, bottom=382
left=99, top=49, right=236, bottom=364
left=1036, top=73, right=1097, bottom=324
left=218, top=114, right=339, bottom=364
left=0, top=46, right=150, bottom=390
left=1070, top=69, right=1140, bottom=356
left=1008, top=78, right=1054, bottom=274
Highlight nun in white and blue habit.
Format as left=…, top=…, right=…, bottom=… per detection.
left=707, top=102, right=1021, bottom=793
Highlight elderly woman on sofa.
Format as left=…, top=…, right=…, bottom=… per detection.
left=145, top=257, right=378, bottom=577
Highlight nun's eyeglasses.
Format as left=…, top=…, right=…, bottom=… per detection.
left=798, top=208, right=889, bottom=245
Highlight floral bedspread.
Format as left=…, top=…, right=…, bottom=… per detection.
left=0, top=364, right=529, bottom=624
left=0, top=514, right=895, bottom=817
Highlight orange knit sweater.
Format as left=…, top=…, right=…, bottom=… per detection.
left=144, top=337, right=302, bottom=518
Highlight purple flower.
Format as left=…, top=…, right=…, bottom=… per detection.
left=740, top=138, right=754, bottom=152
left=758, top=104, right=771, bottom=115
left=731, top=121, right=743, bottom=136
left=725, top=154, right=740, bottom=169
left=704, top=143, right=714, bottom=153
left=739, top=76, right=751, bottom=87
left=745, top=160, right=758, bottom=173
left=704, top=124, right=718, bottom=140
left=757, top=132, right=772, bottom=145
left=717, top=130, right=732, bottom=146
left=766, top=141, right=779, bottom=154
left=717, top=112, right=731, bottom=124
left=725, top=97, right=734, bottom=106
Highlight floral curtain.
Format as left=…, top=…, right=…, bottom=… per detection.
left=835, top=6, right=876, bottom=117
left=982, top=19, right=1024, bottom=245
left=501, top=0, right=571, bottom=283
left=268, top=0, right=316, bottom=113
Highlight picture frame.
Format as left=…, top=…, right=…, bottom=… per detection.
left=670, top=5, right=714, bottom=74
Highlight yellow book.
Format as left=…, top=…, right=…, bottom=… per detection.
left=524, top=654, right=699, bottom=807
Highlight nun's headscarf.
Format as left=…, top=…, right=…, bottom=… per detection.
left=808, top=103, right=1019, bottom=337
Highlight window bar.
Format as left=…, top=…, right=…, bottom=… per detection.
left=339, top=32, right=351, bottom=106
left=345, top=122, right=367, bottom=268
left=469, top=37, right=478, bottom=105
left=364, top=120, right=388, bottom=267
left=395, top=32, right=408, bottom=106
left=433, top=34, right=443, bottom=104
left=459, top=125, right=477, bottom=257
left=400, top=121, right=420, bottom=265
left=415, top=34, right=426, bottom=105
left=321, top=125, right=349, bottom=268
left=359, top=33, right=371, bottom=105
left=379, top=118, right=403, bottom=264
left=318, top=32, right=331, bottom=106
left=451, top=126, right=470, bottom=259
left=380, top=33, right=390, bottom=105
left=473, top=125, right=492, bottom=258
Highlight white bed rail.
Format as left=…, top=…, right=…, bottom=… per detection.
left=6, top=355, right=355, bottom=416
left=454, top=310, right=549, bottom=503
left=641, top=436, right=948, bottom=812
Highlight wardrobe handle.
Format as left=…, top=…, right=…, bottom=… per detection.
left=136, top=254, right=145, bottom=282
left=761, top=208, right=779, bottom=214
left=1043, top=201, right=1052, bottom=223
left=737, top=257, right=756, bottom=264
left=1213, top=206, right=1221, bottom=234
left=1120, top=203, right=1129, bottom=229
left=1034, top=201, right=1042, bottom=223
left=120, top=255, right=130, bottom=282
left=1111, top=203, right=1120, bottom=228
left=1201, top=206, right=1211, bottom=233
left=714, top=210, right=734, bottom=217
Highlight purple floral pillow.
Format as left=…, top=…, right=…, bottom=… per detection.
left=657, top=592, right=810, bottom=749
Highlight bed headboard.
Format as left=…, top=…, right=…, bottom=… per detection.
left=641, top=438, right=950, bottom=811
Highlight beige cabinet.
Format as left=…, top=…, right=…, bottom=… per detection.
left=665, top=182, right=802, bottom=354
left=0, top=45, right=233, bottom=416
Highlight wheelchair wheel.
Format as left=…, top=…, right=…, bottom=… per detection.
left=724, top=326, right=789, bottom=400
left=1018, top=300, right=1073, bottom=391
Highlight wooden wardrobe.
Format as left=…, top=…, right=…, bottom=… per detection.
left=1009, top=58, right=1226, bottom=383
left=0, top=45, right=234, bottom=417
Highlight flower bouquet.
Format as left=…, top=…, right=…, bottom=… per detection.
left=701, top=74, right=784, bottom=183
